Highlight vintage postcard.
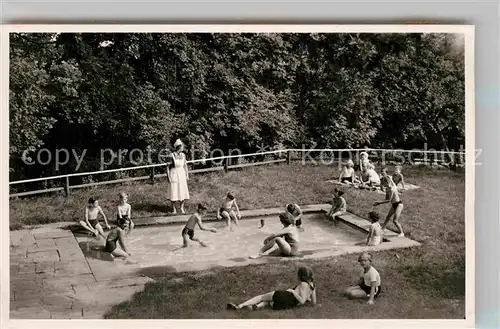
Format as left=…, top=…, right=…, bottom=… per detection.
left=2, top=24, right=474, bottom=329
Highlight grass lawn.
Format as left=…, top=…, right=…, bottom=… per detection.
left=9, top=163, right=466, bottom=318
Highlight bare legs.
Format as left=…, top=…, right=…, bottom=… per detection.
left=251, top=237, right=293, bottom=259
left=221, top=210, right=239, bottom=231
left=381, top=204, right=404, bottom=237
left=170, top=200, right=187, bottom=215
left=228, top=291, right=275, bottom=310
left=345, top=286, right=369, bottom=299
left=79, top=221, right=97, bottom=236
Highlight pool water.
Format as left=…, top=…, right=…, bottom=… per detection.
left=119, top=213, right=367, bottom=268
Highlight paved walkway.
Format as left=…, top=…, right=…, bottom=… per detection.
left=9, top=205, right=420, bottom=319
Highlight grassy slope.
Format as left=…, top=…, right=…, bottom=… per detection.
left=10, top=163, right=466, bottom=318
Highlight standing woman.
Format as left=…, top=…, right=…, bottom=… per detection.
left=167, top=139, right=190, bottom=214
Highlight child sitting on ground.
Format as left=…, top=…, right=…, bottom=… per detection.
left=366, top=212, right=383, bottom=246
left=392, top=165, right=406, bottom=190
left=217, top=192, right=242, bottom=231
left=286, top=203, right=304, bottom=231
left=327, top=188, right=347, bottom=223
left=182, top=204, right=217, bottom=248
left=345, top=252, right=382, bottom=305
left=227, top=266, right=316, bottom=311
left=338, top=159, right=357, bottom=185
left=360, top=163, right=381, bottom=189
left=80, top=197, right=110, bottom=239
left=117, top=192, right=134, bottom=235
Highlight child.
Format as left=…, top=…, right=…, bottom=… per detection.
left=338, top=159, right=356, bottom=184
left=182, top=204, right=217, bottom=248
left=361, top=163, right=381, bottom=188
left=217, top=192, right=242, bottom=230
left=345, top=252, right=382, bottom=305
left=359, top=152, right=371, bottom=172
left=105, top=217, right=132, bottom=260
left=250, top=213, right=299, bottom=259
left=227, top=266, right=317, bottom=311
left=79, top=197, right=110, bottom=239
left=286, top=203, right=304, bottom=231
left=117, top=192, right=134, bottom=235
left=392, top=165, right=406, bottom=190
left=366, top=212, right=383, bottom=246
left=327, top=188, right=347, bottom=222
left=373, top=180, right=405, bottom=237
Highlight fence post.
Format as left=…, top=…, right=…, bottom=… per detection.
left=287, top=150, right=291, bottom=165
left=224, top=157, right=229, bottom=172
left=150, top=167, right=155, bottom=185
left=64, top=176, right=70, bottom=197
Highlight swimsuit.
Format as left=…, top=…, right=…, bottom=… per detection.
left=272, top=283, right=314, bottom=310
left=105, top=233, right=119, bottom=253
left=182, top=227, right=195, bottom=240
left=272, top=290, right=299, bottom=310
left=341, top=176, right=353, bottom=183
left=391, top=201, right=403, bottom=210
left=359, top=282, right=382, bottom=297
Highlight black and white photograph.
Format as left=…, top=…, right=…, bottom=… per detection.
left=5, top=24, right=474, bottom=324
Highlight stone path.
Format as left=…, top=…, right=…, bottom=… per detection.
left=9, top=205, right=421, bottom=319
left=9, top=223, right=153, bottom=319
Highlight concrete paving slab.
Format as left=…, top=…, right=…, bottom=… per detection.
left=34, top=231, right=74, bottom=240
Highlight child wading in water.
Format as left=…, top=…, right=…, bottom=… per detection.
left=106, top=217, right=133, bottom=260
left=345, top=252, right=382, bottom=305
left=182, top=204, right=217, bottom=248
left=217, top=192, right=242, bottom=231
left=366, top=212, right=383, bottom=246
left=117, top=192, right=134, bottom=235
left=250, top=213, right=299, bottom=259
left=327, top=188, right=347, bottom=223
left=373, top=179, right=405, bottom=237
left=80, top=197, right=110, bottom=239
left=227, top=266, right=317, bottom=310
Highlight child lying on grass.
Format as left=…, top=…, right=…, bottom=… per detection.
left=227, top=266, right=317, bottom=311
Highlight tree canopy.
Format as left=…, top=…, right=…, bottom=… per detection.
left=9, top=32, right=465, bottom=183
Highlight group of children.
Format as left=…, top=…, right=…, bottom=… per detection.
left=339, top=152, right=406, bottom=191
left=227, top=251, right=382, bottom=311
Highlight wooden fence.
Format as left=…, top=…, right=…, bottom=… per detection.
left=9, top=148, right=465, bottom=198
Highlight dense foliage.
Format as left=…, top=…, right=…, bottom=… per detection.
left=10, top=32, right=465, bottom=183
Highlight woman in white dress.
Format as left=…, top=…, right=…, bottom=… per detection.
left=167, top=139, right=190, bottom=214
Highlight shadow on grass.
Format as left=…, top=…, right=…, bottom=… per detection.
left=137, top=265, right=179, bottom=279
left=133, top=203, right=170, bottom=214
left=399, top=257, right=465, bottom=299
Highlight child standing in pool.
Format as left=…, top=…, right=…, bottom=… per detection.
left=117, top=192, right=134, bottom=235
left=106, top=217, right=132, bottom=260
left=80, top=197, right=110, bottom=239
left=182, top=204, right=217, bottom=248
left=227, top=266, right=316, bottom=310
left=345, top=252, right=382, bottom=305
left=327, top=188, right=347, bottom=222
left=373, top=180, right=405, bottom=237
left=217, top=192, right=242, bottom=231
left=366, top=212, right=383, bottom=246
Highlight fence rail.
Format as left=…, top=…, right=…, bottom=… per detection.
left=9, top=148, right=465, bottom=198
